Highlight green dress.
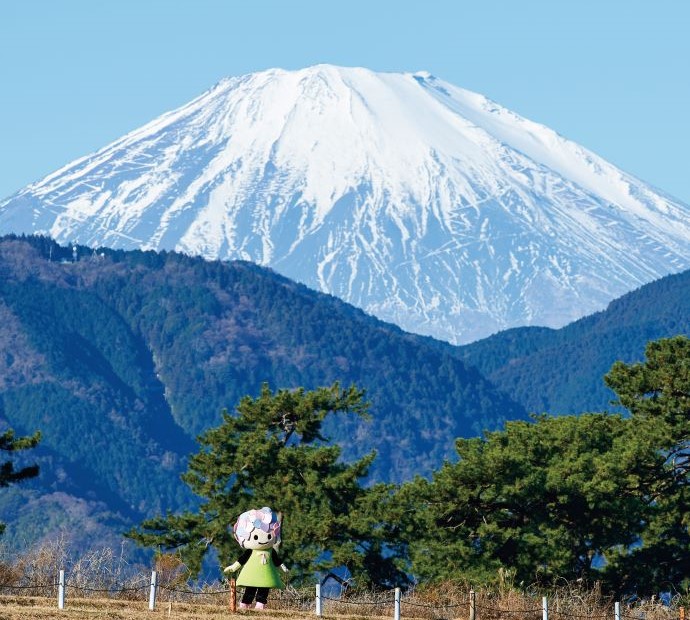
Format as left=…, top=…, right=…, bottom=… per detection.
left=236, top=549, right=284, bottom=589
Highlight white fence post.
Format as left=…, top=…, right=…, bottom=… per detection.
left=543, top=596, right=548, bottom=620
left=470, top=589, right=476, bottom=620
left=615, top=601, right=621, bottom=620
left=394, top=587, right=401, bottom=620
left=148, top=570, right=158, bottom=611
left=57, top=569, right=65, bottom=610
left=315, top=583, right=322, bottom=617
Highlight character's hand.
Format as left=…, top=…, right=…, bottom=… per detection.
left=280, top=563, right=289, bottom=573
left=223, top=561, right=242, bottom=573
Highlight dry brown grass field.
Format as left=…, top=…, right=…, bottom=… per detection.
left=0, top=543, right=683, bottom=620
left=0, top=595, right=328, bottom=619
left=0, top=587, right=682, bottom=620
left=0, top=592, right=399, bottom=620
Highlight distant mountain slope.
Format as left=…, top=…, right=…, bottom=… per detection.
left=2, top=66, right=689, bottom=343
left=458, top=269, right=690, bottom=414
left=0, top=235, right=526, bottom=551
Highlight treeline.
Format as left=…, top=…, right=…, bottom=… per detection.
left=129, top=336, right=690, bottom=597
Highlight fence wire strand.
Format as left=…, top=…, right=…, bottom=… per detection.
left=158, top=583, right=231, bottom=596
left=401, top=599, right=466, bottom=609
left=323, top=594, right=392, bottom=607
left=65, top=582, right=149, bottom=594
left=550, top=611, right=612, bottom=620
left=476, top=603, right=544, bottom=615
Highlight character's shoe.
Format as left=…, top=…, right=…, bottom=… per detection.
left=255, top=602, right=265, bottom=610
left=239, top=602, right=249, bottom=610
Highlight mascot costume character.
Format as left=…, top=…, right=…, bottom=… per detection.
left=224, top=507, right=288, bottom=610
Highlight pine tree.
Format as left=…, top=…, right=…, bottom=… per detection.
left=397, top=336, right=690, bottom=595
left=128, top=382, right=408, bottom=587
left=0, top=428, right=41, bottom=534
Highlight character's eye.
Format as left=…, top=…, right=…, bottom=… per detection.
left=267, top=534, right=272, bottom=540
left=253, top=534, right=259, bottom=540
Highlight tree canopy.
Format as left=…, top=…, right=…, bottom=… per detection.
left=396, top=336, right=690, bottom=595
left=601, top=336, right=690, bottom=593
left=0, top=428, right=40, bottom=535
left=396, top=413, right=643, bottom=586
left=128, top=382, right=408, bottom=587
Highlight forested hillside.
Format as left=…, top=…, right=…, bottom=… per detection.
left=0, top=235, right=525, bottom=552
left=458, top=269, right=690, bottom=414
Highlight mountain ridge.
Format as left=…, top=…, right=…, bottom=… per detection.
left=458, top=268, right=690, bottom=414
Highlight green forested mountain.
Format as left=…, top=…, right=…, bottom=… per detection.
left=458, top=269, right=690, bottom=414
left=0, top=235, right=525, bottom=552
left=3, top=234, right=688, bottom=559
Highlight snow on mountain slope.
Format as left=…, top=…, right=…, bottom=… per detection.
left=2, top=65, right=689, bottom=344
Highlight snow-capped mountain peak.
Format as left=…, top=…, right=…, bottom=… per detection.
left=2, top=65, right=689, bottom=343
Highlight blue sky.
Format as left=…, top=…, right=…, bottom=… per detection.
left=1, top=0, right=688, bottom=203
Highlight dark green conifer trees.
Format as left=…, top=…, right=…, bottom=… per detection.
left=128, top=382, right=408, bottom=587
left=396, top=336, right=690, bottom=594
left=0, top=428, right=40, bottom=534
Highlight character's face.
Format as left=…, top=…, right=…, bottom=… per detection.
left=244, top=528, right=276, bottom=550
left=233, top=507, right=281, bottom=550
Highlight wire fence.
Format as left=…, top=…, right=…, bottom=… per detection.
left=0, top=570, right=685, bottom=620
left=0, top=570, right=686, bottom=620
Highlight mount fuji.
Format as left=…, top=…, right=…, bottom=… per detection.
left=2, top=65, right=689, bottom=344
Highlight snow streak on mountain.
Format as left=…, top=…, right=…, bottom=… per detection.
left=2, top=65, right=689, bottom=343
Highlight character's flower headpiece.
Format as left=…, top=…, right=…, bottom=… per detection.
left=233, top=507, right=281, bottom=546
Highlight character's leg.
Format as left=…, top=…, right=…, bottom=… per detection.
left=254, top=587, right=270, bottom=609
left=241, top=586, right=258, bottom=608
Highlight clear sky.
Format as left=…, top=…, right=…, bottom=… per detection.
left=1, top=0, right=688, bottom=203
